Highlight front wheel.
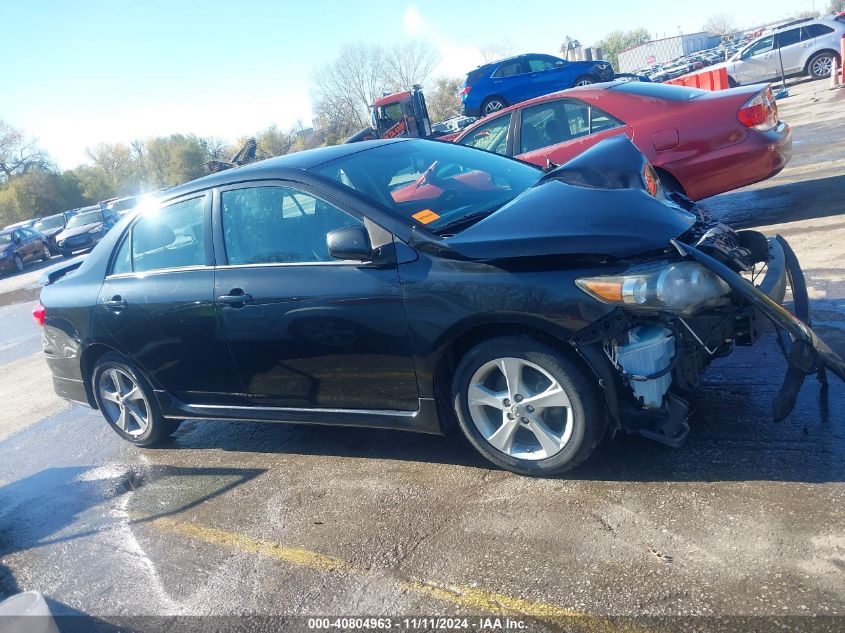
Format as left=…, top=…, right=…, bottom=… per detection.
left=13, top=255, right=24, bottom=273
left=452, top=337, right=606, bottom=476
left=92, top=352, right=181, bottom=446
left=41, top=244, right=52, bottom=261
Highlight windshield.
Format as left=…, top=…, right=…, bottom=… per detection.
left=0, top=234, right=11, bottom=246
left=312, top=141, right=540, bottom=234
left=34, top=215, right=65, bottom=231
left=66, top=210, right=102, bottom=228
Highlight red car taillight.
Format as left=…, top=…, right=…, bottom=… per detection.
left=460, top=86, right=471, bottom=96
left=32, top=302, right=46, bottom=327
left=737, top=86, right=778, bottom=131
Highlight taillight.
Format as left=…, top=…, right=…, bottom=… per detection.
left=460, top=86, right=471, bottom=96
left=642, top=163, right=660, bottom=197
left=32, top=302, right=46, bottom=327
left=737, top=86, right=778, bottom=131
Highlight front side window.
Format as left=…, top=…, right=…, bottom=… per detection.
left=527, top=57, right=555, bottom=72
left=131, top=197, right=205, bottom=273
left=519, top=100, right=614, bottom=153
left=745, top=36, right=774, bottom=57
left=221, top=187, right=363, bottom=265
left=313, top=140, right=540, bottom=236
left=459, top=113, right=512, bottom=155
left=34, top=215, right=65, bottom=231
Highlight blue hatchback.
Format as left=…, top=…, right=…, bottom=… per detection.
left=461, top=54, right=615, bottom=117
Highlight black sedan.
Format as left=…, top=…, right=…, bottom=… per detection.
left=35, top=138, right=844, bottom=475
left=54, top=207, right=118, bottom=257
left=0, top=226, right=52, bottom=274
left=32, top=213, right=68, bottom=254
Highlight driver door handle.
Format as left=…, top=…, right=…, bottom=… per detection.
left=219, top=290, right=253, bottom=305
left=104, top=297, right=127, bottom=311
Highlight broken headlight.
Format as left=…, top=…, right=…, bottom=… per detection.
left=576, top=261, right=731, bottom=315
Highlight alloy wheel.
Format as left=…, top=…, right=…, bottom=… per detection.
left=98, top=368, right=150, bottom=437
left=467, top=357, right=574, bottom=460
left=812, top=56, right=832, bottom=78
left=14, top=255, right=23, bottom=272
left=574, top=78, right=594, bottom=87
left=42, top=245, right=51, bottom=260
left=484, top=100, right=504, bottom=115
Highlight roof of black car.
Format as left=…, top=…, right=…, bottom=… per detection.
left=162, top=139, right=408, bottom=200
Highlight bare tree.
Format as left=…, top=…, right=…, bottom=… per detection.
left=312, top=42, right=387, bottom=140
left=0, top=121, right=50, bottom=182
left=426, top=76, right=462, bottom=122
left=479, top=39, right=515, bottom=64
left=383, top=41, right=441, bottom=91
left=703, top=14, right=737, bottom=36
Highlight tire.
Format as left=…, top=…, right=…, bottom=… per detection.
left=40, top=243, right=52, bottom=261
left=655, top=168, right=685, bottom=196
left=13, top=255, right=24, bottom=273
left=573, top=74, right=598, bottom=87
left=807, top=51, right=837, bottom=80
left=451, top=336, right=606, bottom=476
left=481, top=97, right=507, bottom=116
left=92, top=352, right=181, bottom=447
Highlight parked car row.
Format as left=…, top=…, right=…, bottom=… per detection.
left=637, top=16, right=845, bottom=86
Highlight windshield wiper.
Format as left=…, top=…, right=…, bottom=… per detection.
left=433, top=208, right=498, bottom=236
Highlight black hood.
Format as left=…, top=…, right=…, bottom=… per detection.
left=445, top=135, right=697, bottom=261
left=447, top=181, right=696, bottom=260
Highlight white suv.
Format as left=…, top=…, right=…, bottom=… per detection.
left=716, top=17, right=845, bottom=86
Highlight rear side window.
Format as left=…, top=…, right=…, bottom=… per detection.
left=131, top=197, right=206, bottom=273
left=492, top=61, right=523, bottom=78
left=221, top=187, right=363, bottom=265
left=803, top=24, right=834, bottom=38
left=459, top=113, right=512, bottom=155
left=610, top=82, right=706, bottom=101
left=775, top=28, right=801, bottom=48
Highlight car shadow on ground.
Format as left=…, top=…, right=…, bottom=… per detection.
left=0, top=463, right=265, bottom=598
left=702, top=173, right=845, bottom=229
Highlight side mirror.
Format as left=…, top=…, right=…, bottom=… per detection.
left=13, top=235, right=21, bottom=245
left=555, top=60, right=565, bottom=67
left=327, top=225, right=372, bottom=261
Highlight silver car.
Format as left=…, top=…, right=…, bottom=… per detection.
left=715, top=17, right=844, bottom=86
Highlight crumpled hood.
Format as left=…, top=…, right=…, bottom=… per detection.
left=57, top=223, right=102, bottom=241
left=446, top=180, right=697, bottom=260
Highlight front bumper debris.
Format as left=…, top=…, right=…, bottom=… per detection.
left=673, top=235, right=845, bottom=421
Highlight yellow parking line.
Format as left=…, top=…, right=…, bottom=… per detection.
left=152, top=516, right=654, bottom=633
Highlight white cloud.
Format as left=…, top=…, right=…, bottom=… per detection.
left=402, top=5, right=425, bottom=37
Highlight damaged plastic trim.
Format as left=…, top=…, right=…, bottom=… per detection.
left=671, top=236, right=845, bottom=421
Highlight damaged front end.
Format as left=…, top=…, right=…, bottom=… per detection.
left=572, top=210, right=844, bottom=446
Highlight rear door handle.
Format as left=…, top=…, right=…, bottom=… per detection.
left=104, top=297, right=127, bottom=311
left=218, top=291, right=253, bottom=306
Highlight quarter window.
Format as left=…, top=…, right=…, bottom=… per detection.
left=459, top=113, right=512, bottom=155
left=221, top=187, right=363, bottom=265
left=131, top=197, right=206, bottom=273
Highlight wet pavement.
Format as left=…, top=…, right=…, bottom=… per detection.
left=0, top=80, right=843, bottom=631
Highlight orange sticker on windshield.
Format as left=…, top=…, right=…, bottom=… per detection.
left=412, top=209, right=440, bottom=224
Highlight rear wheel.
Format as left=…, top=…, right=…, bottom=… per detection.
left=807, top=52, right=837, bottom=80
left=573, top=74, right=598, bottom=87
left=452, top=336, right=606, bottom=476
left=481, top=97, right=507, bottom=116
left=92, top=352, right=181, bottom=446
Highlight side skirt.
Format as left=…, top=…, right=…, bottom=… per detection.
left=155, top=392, right=443, bottom=435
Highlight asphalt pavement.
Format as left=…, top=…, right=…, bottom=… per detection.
left=0, top=79, right=843, bottom=633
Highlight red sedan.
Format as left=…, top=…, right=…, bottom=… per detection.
left=452, top=80, right=792, bottom=200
